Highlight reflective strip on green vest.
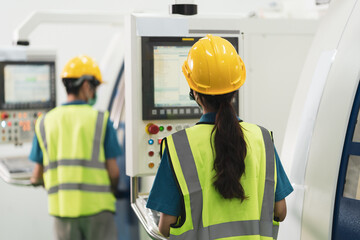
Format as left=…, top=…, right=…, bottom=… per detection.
left=47, top=183, right=111, bottom=194
left=167, top=124, right=278, bottom=240
left=39, top=111, right=109, bottom=195
left=40, top=112, right=106, bottom=173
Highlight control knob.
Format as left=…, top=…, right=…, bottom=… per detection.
left=146, top=123, right=160, bottom=135
left=1, top=112, right=9, bottom=120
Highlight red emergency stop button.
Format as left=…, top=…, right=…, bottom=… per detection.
left=146, top=123, right=160, bottom=135
left=1, top=112, right=9, bottom=120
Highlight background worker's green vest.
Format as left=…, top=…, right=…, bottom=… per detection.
left=164, top=122, right=279, bottom=240
left=35, top=105, right=115, bottom=217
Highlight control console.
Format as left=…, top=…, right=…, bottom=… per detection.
left=0, top=110, right=44, bottom=144
left=143, top=121, right=193, bottom=170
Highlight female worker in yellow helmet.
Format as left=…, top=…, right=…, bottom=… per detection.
left=146, top=35, right=293, bottom=240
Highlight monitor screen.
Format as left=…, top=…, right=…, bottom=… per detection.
left=0, top=62, right=56, bottom=110
left=142, top=36, right=239, bottom=120
left=4, top=64, right=51, bottom=104
left=153, top=46, right=197, bottom=108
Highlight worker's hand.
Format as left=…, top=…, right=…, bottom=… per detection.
left=30, top=176, right=44, bottom=187
left=30, top=163, right=44, bottom=187
left=113, top=189, right=130, bottom=199
left=274, top=198, right=287, bottom=222
left=159, top=213, right=178, bottom=238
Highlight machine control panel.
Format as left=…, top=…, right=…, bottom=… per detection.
left=0, top=48, right=56, bottom=185
left=125, top=19, right=241, bottom=176
left=0, top=110, right=43, bottom=144
left=143, top=121, right=193, bottom=170
left=0, top=59, right=56, bottom=145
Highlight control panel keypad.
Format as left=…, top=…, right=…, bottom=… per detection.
left=0, top=110, right=43, bottom=144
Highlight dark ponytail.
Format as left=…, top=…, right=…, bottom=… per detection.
left=198, top=91, right=247, bottom=201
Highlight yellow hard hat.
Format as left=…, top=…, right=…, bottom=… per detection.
left=182, top=35, right=246, bottom=95
left=61, top=55, right=103, bottom=84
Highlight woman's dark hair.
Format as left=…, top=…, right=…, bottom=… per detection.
left=197, top=90, right=247, bottom=201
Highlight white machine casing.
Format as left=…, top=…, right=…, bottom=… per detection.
left=125, top=13, right=317, bottom=178
left=280, top=0, right=360, bottom=239
left=125, top=14, right=244, bottom=177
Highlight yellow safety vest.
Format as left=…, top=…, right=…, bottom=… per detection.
left=35, top=104, right=116, bottom=217
left=163, top=122, right=279, bottom=240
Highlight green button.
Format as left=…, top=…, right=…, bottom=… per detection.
left=159, top=126, right=164, bottom=131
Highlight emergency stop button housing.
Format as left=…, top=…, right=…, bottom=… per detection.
left=146, top=123, right=160, bottom=135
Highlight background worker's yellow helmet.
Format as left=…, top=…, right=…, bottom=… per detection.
left=61, top=55, right=103, bottom=85
left=182, top=35, right=246, bottom=95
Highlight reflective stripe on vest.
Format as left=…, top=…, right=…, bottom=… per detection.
left=39, top=111, right=110, bottom=195
left=169, top=126, right=278, bottom=240
left=47, top=183, right=111, bottom=194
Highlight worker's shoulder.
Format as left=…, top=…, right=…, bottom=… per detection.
left=44, top=105, right=108, bottom=120
left=185, top=123, right=213, bottom=135
left=240, top=121, right=272, bottom=136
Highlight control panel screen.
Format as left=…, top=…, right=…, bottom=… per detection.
left=153, top=46, right=197, bottom=108
left=0, top=62, right=56, bottom=110
left=142, top=37, right=239, bottom=120
left=5, top=64, right=51, bottom=104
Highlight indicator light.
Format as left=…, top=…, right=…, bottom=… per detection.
left=148, top=151, right=154, bottom=157
left=148, top=139, right=154, bottom=145
left=148, top=162, right=155, bottom=169
left=159, top=126, right=164, bottom=131
left=167, top=125, right=173, bottom=131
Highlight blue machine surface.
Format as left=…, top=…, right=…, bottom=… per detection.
left=333, top=81, right=360, bottom=239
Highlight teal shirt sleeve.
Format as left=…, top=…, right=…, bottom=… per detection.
left=274, top=147, right=294, bottom=202
left=146, top=148, right=183, bottom=217
left=29, top=118, right=122, bottom=164
left=146, top=146, right=294, bottom=216
left=104, top=119, right=122, bottom=159
left=29, top=134, right=43, bottom=164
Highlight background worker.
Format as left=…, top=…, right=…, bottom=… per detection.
left=29, top=55, right=121, bottom=240
left=146, top=35, right=293, bottom=239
